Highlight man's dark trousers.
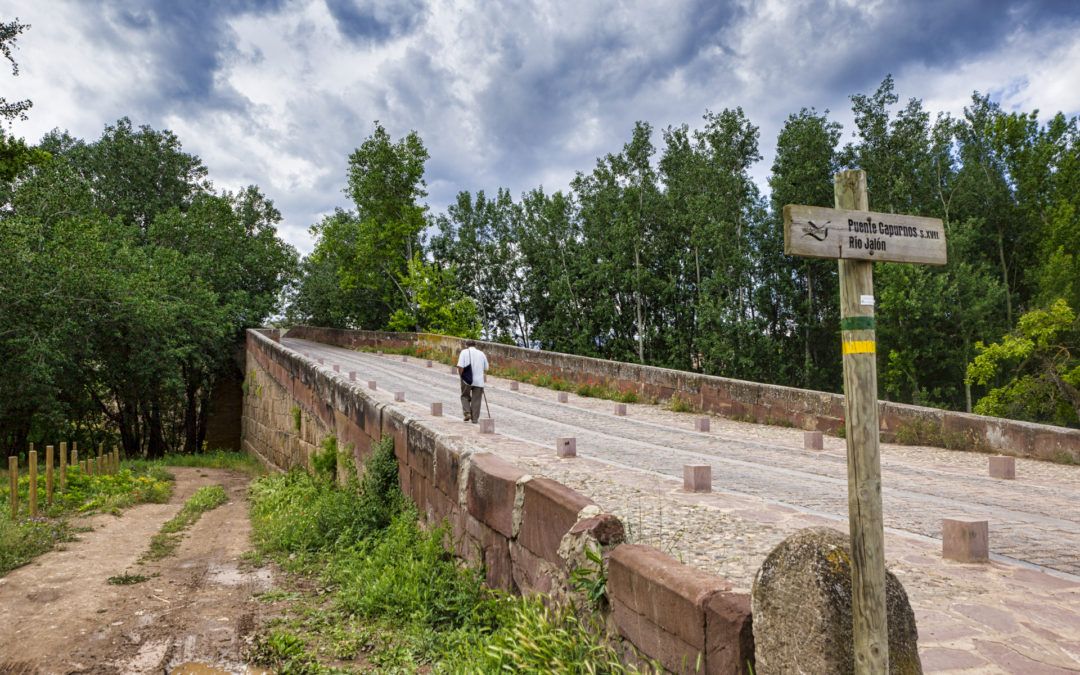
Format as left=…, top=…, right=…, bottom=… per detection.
left=460, top=380, right=483, bottom=423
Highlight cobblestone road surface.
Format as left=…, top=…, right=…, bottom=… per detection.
left=285, top=338, right=1080, bottom=673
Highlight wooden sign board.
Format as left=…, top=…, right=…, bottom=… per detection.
left=783, top=204, right=947, bottom=265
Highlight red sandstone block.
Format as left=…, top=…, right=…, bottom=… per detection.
left=464, top=513, right=516, bottom=593
left=695, top=417, right=710, bottom=432
left=614, top=403, right=627, bottom=416
left=479, top=418, right=494, bottom=434
left=608, top=544, right=731, bottom=651
left=431, top=402, right=443, bottom=417
left=804, top=430, right=824, bottom=450
left=704, top=591, right=754, bottom=675
left=394, top=391, right=405, bottom=402
left=333, top=364, right=340, bottom=372
left=518, top=477, right=595, bottom=563
left=612, top=597, right=702, bottom=675
left=989, top=456, right=1015, bottom=479
left=426, top=360, right=433, bottom=368
left=510, top=381, right=519, bottom=391
left=434, top=443, right=462, bottom=499
left=568, top=513, right=625, bottom=546
left=368, top=380, right=377, bottom=390
left=510, top=540, right=555, bottom=595
left=683, top=465, right=712, bottom=493
left=943, top=518, right=989, bottom=562
left=405, top=424, right=435, bottom=479
left=556, top=437, right=576, bottom=458
left=558, top=392, right=568, bottom=403
left=348, top=371, right=356, bottom=381
left=450, top=365, right=457, bottom=374
left=401, top=356, right=408, bottom=362
left=466, top=453, right=524, bottom=538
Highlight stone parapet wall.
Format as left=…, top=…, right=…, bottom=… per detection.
left=283, top=326, right=1080, bottom=463
left=243, top=329, right=753, bottom=671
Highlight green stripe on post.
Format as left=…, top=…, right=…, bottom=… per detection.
left=840, top=316, right=876, bottom=331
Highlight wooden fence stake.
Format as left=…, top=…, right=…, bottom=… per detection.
left=28, top=450, right=38, bottom=517
left=8, top=456, right=16, bottom=519
left=71, top=443, right=78, bottom=469
left=45, top=445, right=54, bottom=507
left=59, top=441, right=67, bottom=490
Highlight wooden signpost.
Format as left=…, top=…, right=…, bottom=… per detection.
left=783, top=170, right=946, bottom=674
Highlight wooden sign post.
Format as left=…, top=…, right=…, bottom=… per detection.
left=784, top=170, right=946, bottom=673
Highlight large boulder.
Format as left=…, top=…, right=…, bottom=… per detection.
left=751, top=527, right=921, bottom=674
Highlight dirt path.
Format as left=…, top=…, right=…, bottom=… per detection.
left=0, top=468, right=274, bottom=674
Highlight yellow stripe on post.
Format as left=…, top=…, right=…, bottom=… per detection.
left=842, top=340, right=876, bottom=355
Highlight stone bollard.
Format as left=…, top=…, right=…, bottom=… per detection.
left=318, top=358, right=324, bottom=365
left=431, top=402, right=443, bottom=417
left=394, top=391, right=405, bottom=402
left=942, top=518, right=989, bottom=562
left=349, top=371, right=356, bottom=381
left=556, top=437, right=577, bottom=458
left=479, top=418, right=495, bottom=434
left=989, top=456, right=1015, bottom=479
left=510, top=381, right=519, bottom=391
left=557, top=392, right=568, bottom=403
left=368, top=380, right=377, bottom=390
left=333, top=364, right=340, bottom=372
left=450, top=365, right=458, bottom=375
left=377, top=350, right=383, bottom=355
left=683, top=464, right=712, bottom=492
left=614, top=403, right=627, bottom=416
left=804, top=431, right=824, bottom=450
left=694, top=417, right=710, bottom=432
left=402, top=356, right=408, bottom=362
left=426, top=360, right=433, bottom=368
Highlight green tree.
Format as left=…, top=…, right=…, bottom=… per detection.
left=387, top=255, right=481, bottom=338
left=967, top=299, right=1080, bottom=426
left=767, top=108, right=843, bottom=391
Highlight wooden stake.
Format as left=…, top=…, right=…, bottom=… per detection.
left=45, top=445, right=54, bottom=507
left=8, top=456, right=16, bottom=519
left=836, top=169, right=888, bottom=673
left=71, top=443, right=78, bottom=469
left=59, top=441, right=67, bottom=490
left=28, top=450, right=38, bottom=517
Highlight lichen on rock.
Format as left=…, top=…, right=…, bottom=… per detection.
left=751, top=527, right=922, bottom=674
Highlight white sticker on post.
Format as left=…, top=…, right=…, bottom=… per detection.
left=860, top=295, right=875, bottom=306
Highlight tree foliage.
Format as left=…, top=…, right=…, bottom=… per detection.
left=1, top=118, right=297, bottom=456
left=289, top=78, right=1080, bottom=429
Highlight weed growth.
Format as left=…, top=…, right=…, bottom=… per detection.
left=108, top=572, right=149, bottom=585
left=0, top=464, right=173, bottom=575
left=666, top=394, right=695, bottom=413
left=125, top=450, right=263, bottom=476
left=142, top=484, right=228, bottom=561
left=247, top=435, right=632, bottom=672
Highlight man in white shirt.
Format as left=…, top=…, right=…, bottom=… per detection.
left=457, top=340, right=489, bottom=423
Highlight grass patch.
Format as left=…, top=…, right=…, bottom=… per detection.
left=575, top=382, right=640, bottom=404
left=142, top=484, right=228, bottom=561
left=0, top=463, right=174, bottom=576
left=107, top=571, right=149, bottom=585
left=124, top=450, right=264, bottom=476
left=666, top=394, right=696, bottom=413
left=247, top=436, right=634, bottom=673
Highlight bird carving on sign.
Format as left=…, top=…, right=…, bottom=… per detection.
left=801, top=220, right=830, bottom=241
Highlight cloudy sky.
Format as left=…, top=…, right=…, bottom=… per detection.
left=2, top=0, right=1079, bottom=254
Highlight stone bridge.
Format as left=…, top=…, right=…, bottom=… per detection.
left=239, top=327, right=1080, bottom=673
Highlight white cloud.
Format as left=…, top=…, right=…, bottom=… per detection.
left=1, top=0, right=1078, bottom=255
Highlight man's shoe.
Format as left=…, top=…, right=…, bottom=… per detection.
left=463, top=415, right=471, bottom=422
